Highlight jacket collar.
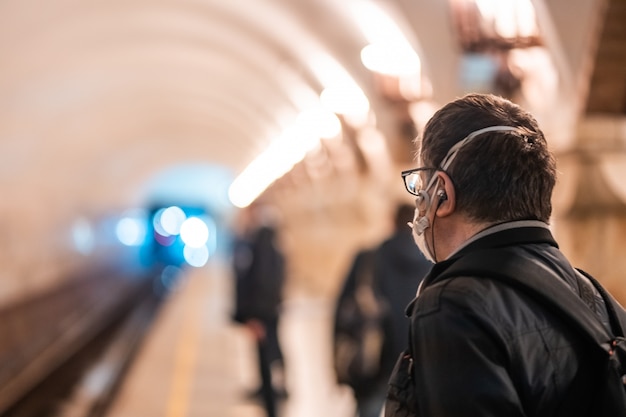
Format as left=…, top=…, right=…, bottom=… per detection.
left=407, top=221, right=558, bottom=314
left=449, top=220, right=555, bottom=257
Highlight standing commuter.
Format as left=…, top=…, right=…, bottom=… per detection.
left=386, top=93, right=626, bottom=416
left=334, top=204, right=430, bottom=417
left=232, top=204, right=287, bottom=417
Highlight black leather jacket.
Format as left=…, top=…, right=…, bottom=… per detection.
left=385, top=221, right=610, bottom=417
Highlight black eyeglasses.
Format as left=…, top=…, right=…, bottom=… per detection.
left=401, top=167, right=436, bottom=196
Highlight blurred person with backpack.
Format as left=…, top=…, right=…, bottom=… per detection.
left=333, top=204, right=431, bottom=417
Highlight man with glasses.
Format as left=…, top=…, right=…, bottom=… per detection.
left=384, top=93, right=622, bottom=416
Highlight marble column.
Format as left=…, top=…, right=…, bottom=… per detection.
left=553, top=115, right=626, bottom=303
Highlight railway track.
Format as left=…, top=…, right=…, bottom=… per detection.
left=0, top=263, right=176, bottom=417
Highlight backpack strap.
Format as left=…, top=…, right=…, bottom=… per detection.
left=433, top=249, right=621, bottom=353
left=576, top=268, right=626, bottom=338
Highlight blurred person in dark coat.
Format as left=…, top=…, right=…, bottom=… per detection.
left=232, top=204, right=287, bottom=417
left=334, top=203, right=431, bottom=417
left=375, top=204, right=432, bottom=378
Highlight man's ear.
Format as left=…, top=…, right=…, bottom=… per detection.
left=435, top=172, right=455, bottom=217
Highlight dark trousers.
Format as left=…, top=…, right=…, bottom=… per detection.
left=257, top=338, right=276, bottom=417
left=257, top=318, right=283, bottom=417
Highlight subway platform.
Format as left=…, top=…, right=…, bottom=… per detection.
left=103, top=261, right=356, bottom=417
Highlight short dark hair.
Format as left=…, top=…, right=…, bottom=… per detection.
left=419, top=93, right=556, bottom=223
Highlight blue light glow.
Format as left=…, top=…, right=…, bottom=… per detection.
left=183, top=244, right=209, bottom=267
left=180, top=217, right=209, bottom=248
left=116, top=217, right=147, bottom=246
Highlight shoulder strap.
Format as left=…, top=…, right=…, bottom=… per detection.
left=434, top=249, right=621, bottom=352
left=576, top=269, right=626, bottom=338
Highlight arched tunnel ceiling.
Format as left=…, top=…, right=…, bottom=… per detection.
left=0, top=0, right=614, bottom=213
left=0, top=0, right=387, bottom=210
